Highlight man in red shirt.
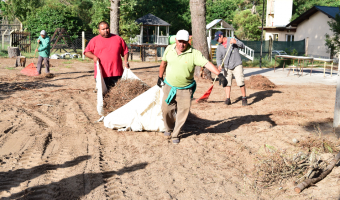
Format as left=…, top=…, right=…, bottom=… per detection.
left=84, top=21, right=129, bottom=89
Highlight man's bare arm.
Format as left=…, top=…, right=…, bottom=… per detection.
left=84, top=52, right=99, bottom=63
left=123, top=52, right=130, bottom=69
left=204, top=62, right=221, bottom=76
left=159, top=61, right=167, bottom=78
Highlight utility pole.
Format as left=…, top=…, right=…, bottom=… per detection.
left=333, top=52, right=340, bottom=127
left=259, top=0, right=265, bottom=68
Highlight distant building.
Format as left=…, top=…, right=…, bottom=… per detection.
left=262, top=0, right=340, bottom=59
left=263, top=0, right=295, bottom=41
left=287, top=6, right=340, bottom=58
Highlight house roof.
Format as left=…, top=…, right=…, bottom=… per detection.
left=287, top=6, right=340, bottom=27
left=206, top=19, right=234, bottom=30
left=135, top=13, right=171, bottom=26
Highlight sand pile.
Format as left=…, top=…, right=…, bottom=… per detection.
left=245, top=75, right=276, bottom=90
left=103, top=79, right=150, bottom=114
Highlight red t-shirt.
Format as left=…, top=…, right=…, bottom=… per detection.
left=84, top=34, right=129, bottom=78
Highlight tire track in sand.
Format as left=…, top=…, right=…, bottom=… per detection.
left=75, top=96, right=125, bottom=200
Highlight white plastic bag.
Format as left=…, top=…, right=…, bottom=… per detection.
left=122, top=68, right=140, bottom=80
left=96, top=61, right=107, bottom=116
left=104, top=85, right=165, bottom=132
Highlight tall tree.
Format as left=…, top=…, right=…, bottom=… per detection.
left=110, top=0, right=120, bottom=35
left=190, top=0, right=211, bottom=79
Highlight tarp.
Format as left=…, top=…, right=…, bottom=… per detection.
left=96, top=63, right=165, bottom=132
left=96, top=61, right=107, bottom=116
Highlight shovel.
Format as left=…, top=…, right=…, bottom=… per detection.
left=196, top=38, right=234, bottom=102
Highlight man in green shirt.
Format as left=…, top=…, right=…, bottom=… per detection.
left=157, top=30, right=228, bottom=144
left=35, top=30, right=50, bottom=75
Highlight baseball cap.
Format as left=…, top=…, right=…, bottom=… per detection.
left=176, top=30, right=189, bottom=41
left=213, top=31, right=224, bottom=41
left=40, top=30, right=46, bottom=35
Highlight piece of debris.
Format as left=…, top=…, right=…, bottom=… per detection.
left=37, top=104, right=53, bottom=107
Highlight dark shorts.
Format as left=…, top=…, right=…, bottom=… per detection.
left=103, top=76, right=121, bottom=90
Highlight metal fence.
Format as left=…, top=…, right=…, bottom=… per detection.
left=1, top=31, right=166, bottom=60
left=241, top=39, right=306, bottom=59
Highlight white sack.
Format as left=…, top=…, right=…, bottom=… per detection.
left=122, top=68, right=140, bottom=80
left=96, top=61, right=107, bottom=116
left=104, top=85, right=165, bottom=132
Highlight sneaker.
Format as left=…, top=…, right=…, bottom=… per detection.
left=224, top=98, right=231, bottom=105
left=164, top=131, right=171, bottom=137
left=172, top=139, right=180, bottom=144
left=242, top=97, right=248, bottom=106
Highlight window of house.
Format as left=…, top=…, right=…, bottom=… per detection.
left=286, top=34, right=294, bottom=42
left=273, top=34, right=279, bottom=41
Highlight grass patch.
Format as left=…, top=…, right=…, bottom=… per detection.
left=63, top=60, right=73, bottom=64
left=5, top=67, right=16, bottom=70
left=64, top=65, right=72, bottom=68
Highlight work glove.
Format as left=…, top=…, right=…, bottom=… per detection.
left=157, top=77, right=164, bottom=87
left=218, top=73, right=228, bottom=87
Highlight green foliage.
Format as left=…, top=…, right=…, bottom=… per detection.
left=206, top=0, right=238, bottom=25
left=325, top=10, right=340, bottom=57
left=291, top=0, right=340, bottom=21
left=233, top=10, right=262, bottom=40
left=25, top=3, right=83, bottom=38
left=89, top=0, right=110, bottom=34
left=0, top=0, right=42, bottom=22
left=119, top=0, right=141, bottom=42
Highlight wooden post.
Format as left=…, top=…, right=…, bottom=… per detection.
left=2, top=30, right=6, bottom=50
left=333, top=52, right=340, bottom=127
left=82, top=31, right=85, bottom=60
left=305, top=37, right=309, bottom=56
left=269, top=36, right=273, bottom=62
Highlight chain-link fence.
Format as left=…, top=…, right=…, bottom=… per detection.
left=241, top=39, right=306, bottom=59
left=1, top=31, right=168, bottom=59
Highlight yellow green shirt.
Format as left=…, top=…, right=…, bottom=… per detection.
left=162, top=44, right=209, bottom=87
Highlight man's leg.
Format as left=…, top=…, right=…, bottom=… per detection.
left=36, top=56, right=43, bottom=74
left=44, top=57, right=50, bottom=73
left=161, top=84, right=176, bottom=134
left=171, top=88, right=192, bottom=142
left=103, top=76, right=121, bottom=90
left=225, top=86, right=231, bottom=98
left=223, top=68, right=233, bottom=104
left=233, top=65, right=247, bottom=106
left=240, top=85, right=246, bottom=97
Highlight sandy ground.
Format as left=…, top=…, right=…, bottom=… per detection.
left=0, top=57, right=340, bottom=200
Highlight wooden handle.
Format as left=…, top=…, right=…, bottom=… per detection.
left=215, top=37, right=234, bottom=80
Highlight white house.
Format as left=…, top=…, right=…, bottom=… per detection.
left=263, top=0, right=340, bottom=59
left=286, top=6, right=340, bottom=58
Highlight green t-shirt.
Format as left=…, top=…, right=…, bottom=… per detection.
left=162, top=44, right=209, bottom=87
left=37, top=35, right=50, bottom=58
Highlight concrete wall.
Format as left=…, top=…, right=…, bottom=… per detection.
left=294, top=11, right=335, bottom=58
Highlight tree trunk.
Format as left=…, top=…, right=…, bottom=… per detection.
left=110, top=0, right=120, bottom=35
left=190, top=0, right=211, bottom=80
left=15, top=56, right=26, bottom=67
left=8, top=47, right=20, bottom=58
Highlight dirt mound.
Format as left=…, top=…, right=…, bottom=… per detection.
left=245, top=75, right=276, bottom=90
left=103, top=79, right=150, bottom=114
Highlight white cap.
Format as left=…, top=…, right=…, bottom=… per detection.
left=176, top=30, right=189, bottom=41
left=40, top=30, right=46, bottom=35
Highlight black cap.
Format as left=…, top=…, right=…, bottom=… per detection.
left=213, top=31, right=224, bottom=41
